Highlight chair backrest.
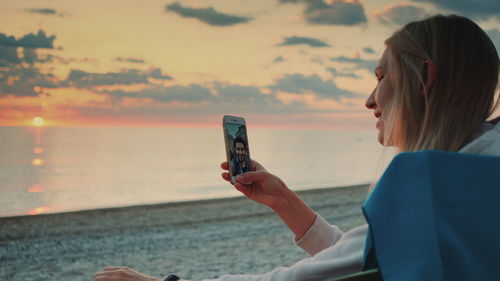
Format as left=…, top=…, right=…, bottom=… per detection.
left=362, top=150, right=500, bottom=281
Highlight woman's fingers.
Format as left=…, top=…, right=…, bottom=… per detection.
left=95, top=267, right=159, bottom=281
left=221, top=159, right=267, bottom=184
left=235, top=170, right=268, bottom=185
left=221, top=161, right=229, bottom=170
left=95, top=271, right=116, bottom=280
left=221, top=172, right=230, bottom=182
left=95, top=267, right=132, bottom=279
left=221, top=162, right=231, bottom=183
left=250, top=159, right=262, bottom=171
left=103, top=267, right=128, bottom=271
left=222, top=159, right=263, bottom=172
left=95, top=268, right=124, bottom=280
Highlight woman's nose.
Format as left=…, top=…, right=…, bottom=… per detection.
left=365, top=89, right=376, bottom=109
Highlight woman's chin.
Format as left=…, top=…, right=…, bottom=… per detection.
left=377, top=130, right=384, bottom=145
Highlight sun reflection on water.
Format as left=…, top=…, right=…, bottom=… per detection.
left=28, top=206, right=50, bottom=215
left=27, top=124, right=49, bottom=215
left=28, top=185, right=44, bottom=193
left=32, top=158, right=45, bottom=166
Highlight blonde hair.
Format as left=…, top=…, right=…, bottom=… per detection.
left=383, top=15, right=500, bottom=152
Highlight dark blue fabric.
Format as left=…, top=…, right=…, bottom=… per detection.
left=362, top=150, right=500, bottom=281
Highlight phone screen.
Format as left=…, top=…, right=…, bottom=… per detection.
left=223, top=115, right=252, bottom=183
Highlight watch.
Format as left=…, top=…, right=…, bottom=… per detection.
left=164, top=274, right=180, bottom=281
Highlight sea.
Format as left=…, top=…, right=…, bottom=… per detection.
left=0, top=126, right=390, bottom=217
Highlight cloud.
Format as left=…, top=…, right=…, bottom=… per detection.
left=0, top=30, right=168, bottom=99
left=278, top=36, right=330, bottom=47
left=101, top=81, right=282, bottom=107
left=0, top=61, right=173, bottom=98
left=363, top=47, right=376, bottom=54
left=327, top=67, right=360, bottom=79
left=165, top=2, right=252, bottom=26
left=0, top=30, right=63, bottom=96
left=27, top=8, right=57, bottom=15
left=103, top=84, right=214, bottom=104
left=0, top=45, right=59, bottom=66
left=99, top=82, right=289, bottom=117
left=95, top=73, right=358, bottom=114
left=0, top=34, right=18, bottom=47
left=114, top=57, right=145, bottom=64
left=23, top=48, right=38, bottom=64
left=0, top=30, right=55, bottom=49
left=273, top=56, right=284, bottom=63
left=2, top=69, right=365, bottom=125
left=35, top=54, right=72, bottom=64
left=214, top=82, right=283, bottom=106
left=18, top=31, right=56, bottom=49
left=148, top=68, right=172, bottom=80
left=270, top=73, right=357, bottom=100
left=280, top=0, right=367, bottom=26
left=373, top=4, right=430, bottom=26
left=0, top=66, right=58, bottom=97
left=330, top=56, right=378, bottom=72
left=0, top=45, right=21, bottom=65
left=411, top=0, right=500, bottom=20
left=65, top=68, right=172, bottom=88
left=311, top=56, right=324, bottom=65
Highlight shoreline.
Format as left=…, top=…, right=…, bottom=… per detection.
left=0, top=183, right=370, bottom=220
left=0, top=183, right=369, bottom=281
left=3, top=183, right=369, bottom=218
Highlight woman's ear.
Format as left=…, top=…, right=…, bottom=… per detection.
left=420, top=60, right=437, bottom=96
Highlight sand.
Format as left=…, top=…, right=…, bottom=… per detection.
left=0, top=184, right=369, bottom=281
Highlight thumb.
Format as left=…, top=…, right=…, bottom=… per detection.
left=235, top=170, right=269, bottom=184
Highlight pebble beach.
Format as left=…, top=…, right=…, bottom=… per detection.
left=0, top=184, right=369, bottom=281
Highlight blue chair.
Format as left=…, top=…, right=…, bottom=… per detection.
left=362, top=151, right=500, bottom=281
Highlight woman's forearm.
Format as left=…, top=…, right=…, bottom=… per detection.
left=270, top=187, right=317, bottom=241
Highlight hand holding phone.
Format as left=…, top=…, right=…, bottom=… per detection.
left=223, top=115, right=252, bottom=183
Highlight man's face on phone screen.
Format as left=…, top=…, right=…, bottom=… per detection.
left=235, top=142, right=246, bottom=162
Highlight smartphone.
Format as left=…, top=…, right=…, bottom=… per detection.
left=223, top=115, right=252, bottom=184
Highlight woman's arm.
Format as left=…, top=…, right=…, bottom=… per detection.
left=221, top=160, right=316, bottom=241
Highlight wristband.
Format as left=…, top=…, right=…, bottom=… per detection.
left=164, top=274, right=180, bottom=281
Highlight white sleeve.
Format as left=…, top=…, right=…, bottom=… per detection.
left=202, top=224, right=368, bottom=281
left=295, top=214, right=345, bottom=256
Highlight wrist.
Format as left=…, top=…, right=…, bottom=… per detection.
left=270, top=186, right=294, bottom=213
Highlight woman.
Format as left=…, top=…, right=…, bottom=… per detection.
left=94, top=14, right=500, bottom=281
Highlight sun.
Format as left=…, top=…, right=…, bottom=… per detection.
left=33, top=117, right=44, bottom=127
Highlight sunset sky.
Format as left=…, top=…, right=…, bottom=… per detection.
left=1, top=0, right=499, bottom=128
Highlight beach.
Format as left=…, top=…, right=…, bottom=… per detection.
left=0, top=184, right=369, bottom=281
